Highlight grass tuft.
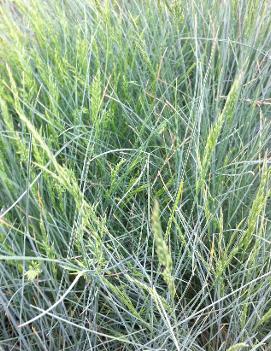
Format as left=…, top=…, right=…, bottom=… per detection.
left=0, top=0, right=271, bottom=350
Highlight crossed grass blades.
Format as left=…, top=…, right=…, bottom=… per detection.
left=0, top=0, right=271, bottom=350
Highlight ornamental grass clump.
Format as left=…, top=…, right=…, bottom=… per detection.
left=0, top=0, right=271, bottom=350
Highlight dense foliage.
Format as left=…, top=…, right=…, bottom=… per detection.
left=0, top=1, right=271, bottom=350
